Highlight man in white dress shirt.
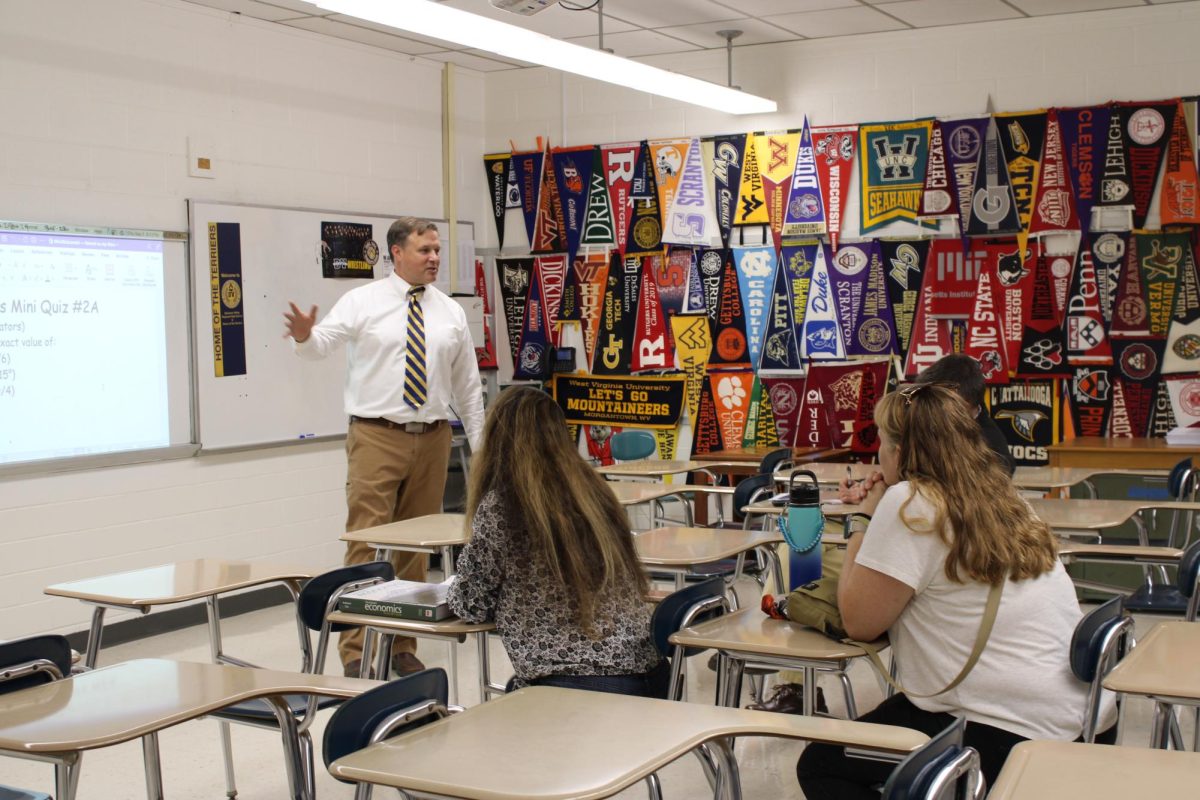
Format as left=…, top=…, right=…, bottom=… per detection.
left=285, top=217, right=484, bottom=677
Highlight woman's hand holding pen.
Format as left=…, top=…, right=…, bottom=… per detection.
left=838, top=469, right=886, bottom=505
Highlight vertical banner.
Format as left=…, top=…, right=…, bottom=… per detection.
left=511, top=149, right=545, bottom=247
left=1149, top=380, right=1178, bottom=439
left=1059, top=105, right=1110, bottom=231
left=593, top=253, right=640, bottom=376
left=648, top=138, right=689, bottom=221
left=697, top=248, right=725, bottom=324
left=208, top=222, right=246, bottom=377
left=1095, top=106, right=1134, bottom=215
left=802, top=244, right=845, bottom=360
left=580, top=146, right=616, bottom=247
left=797, top=361, right=888, bottom=454
left=657, top=248, right=692, bottom=317
left=917, top=120, right=958, bottom=221
left=741, top=376, right=780, bottom=448
left=551, top=145, right=594, bottom=264
left=1135, top=231, right=1187, bottom=339
left=1115, top=101, right=1177, bottom=228
left=904, top=279, right=954, bottom=378
left=964, top=250, right=1011, bottom=383
left=710, top=253, right=751, bottom=369
left=1029, top=109, right=1080, bottom=234
left=1161, top=100, right=1200, bottom=225
left=811, top=124, right=857, bottom=251
left=662, top=137, right=721, bottom=248
left=708, top=134, right=747, bottom=248
left=880, top=239, right=931, bottom=363
left=847, top=240, right=898, bottom=357
left=532, top=145, right=567, bottom=255
left=601, top=142, right=640, bottom=256
left=925, top=237, right=985, bottom=317
left=710, top=371, right=754, bottom=448
left=496, top=256, right=534, bottom=364
left=1111, top=339, right=1166, bottom=437
left=987, top=381, right=1061, bottom=466
left=858, top=119, right=933, bottom=233
left=967, top=116, right=1021, bottom=236
left=1014, top=252, right=1070, bottom=378
left=473, top=259, right=498, bottom=369
left=1163, top=238, right=1200, bottom=374
left=691, top=378, right=725, bottom=456
left=756, top=131, right=801, bottom=246
left=732, top=244, right=776, bottom=369
left=483, top=153, right=511, bottom=249
left=782, top=118, right=827, bottom=237
left=764, top=377, right=806, bottom=447
left=671, top=313, right=712, bottom=426
left=1110, top=237, right=1152, bottom=339
left=535, top=254, right=568, bottom=348
left=573, top=252, right=610, bottom=372
left=941, top=117, right=990, bottom=235
left=631, top=256, right=674, bottom=373
left=514, top=261, right=552, bottom=381
left=734, top=135, right=769, bottom=227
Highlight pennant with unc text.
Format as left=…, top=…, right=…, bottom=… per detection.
left=691, top=377, right=725, bottom=455
left=918, top=120, right=958, bottom=221
left=514, top=261, right=553, bottom=380
left=533, top=146, right=567, bottom=255
left=1136, top=231, right=1188, bottom=339
left=987, top=381, right=1060, bottom=466
left=657, top=248, right=692, bottom=317
left=1115, top=101, right=1177, bottom=228
left=1111, top=338, right=1166, bottom=437
left=663, top=137, right=721, bottom=248
left=710, top=371, right=754, bottom=448
left=1059, top=105, right=1110, bottom=232
left=697, top=248, right=725, bottom=325
left=1064, top=240, right=1112, bottom=366
left=626, top=142, right=663, bottom=255
left=782, top=118, right=826, bottom=237
left=758, top=254, right=802, bottom=372
left=535, top=254, right=568, bottom=347
left=904, top=278, right=954, bottom=378
left=1166, top=376, right=1200, bottom=428
left=483, top=152, right=511, bottom=249
left=812, top=124, right=857, bottom=251
left=632, top=256, right=674, bottom=374
left=1069, top=365, right=1113, bottom=438
left=741, top=376, right=780, bottom=448
left=1161, top=101, right=1200, bottom=225
left=1090, top=231, right=1128, bottom=325
left=1095, top=106, right=1134, bottom=213
left=1163, top=238, right=1200, bottom=374
left=756, top=131, right=800, bottom=245
left=602, top=142, right=640, bottom=256
left=1110, top=236, right=1153, bottom=339
left=827, top=243, right=871, bottom=355
left=994, top=110, right=1048, bottom=251
left=671, top=314, right=712, bottom=426
left=941, top=117, right=989, bottom=234
left=880, top=239, right=930, bottom=363
left=968, top=117, right=1021, bottom=236
left=497, top=256, right=533, bottom=363
left=511, top=149, right=544, bottom=247
left=474, top=258, right=498, bottom=369
left=734, top=135, right=768, bottom=226
left=707, top=134, right=746, bottom=247
left=859, top=119, right=932, bottom=233
left=848, top=240, right=899, bottom=357
left=964, top=254, right=1012, bottom=384
left=710, top=252, right=751, bottom=369
left=1015, top=252, right=1071, bottom=379
left=732, top=244, right=776, bottom=369
left=593, top=253, right=640, bottom=376
left=649, top=138, right=689, bottom=219
left=1029, top=110, right=1080, bottom=234
left=763, top=377, right=805, bottom=447
left=580, top=146, right=616, bottom=247
left=802, top=244, right=845, bottom=360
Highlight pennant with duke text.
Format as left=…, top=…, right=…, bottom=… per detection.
left=987, top=381, right=1060, bottom=466
left=783, top=118, right=826, bottom=237
left=1059, top=105, right=1109, bottom=231
left=1116, top=101, right=1177, bottom=227
left=758, top=257, right=801, bottom=372
left=511, top=149, right=544, bottom=247
left=802, top=244, right=845, bottom=360
left=1069, top=365, right=1113, bottom=437
left=1064, top=240, right=1112, bottom=365
left=514, top=261, right=552, bottom=380
left=671, top=314, right=712, bottom=425
left=859, top=119, right=932, bottom=233
left=764, top=377, right=805, bottom=447
left=483, top=153, right=511, bottom=249
left=497, top=256, right=533, bottom=363
left=968, top=116, right=1021, bottom=236
left=710, top=252, right=750, bottom=368
left=941, top=117, right=989, bottom=235
left=1163, top=238, right=1200, bottom=374
left=580, top=146, right=616, bottom=247
left=592, top=253, right=640, bottom=376
left=734, top=135, right=768, bottom=227
left=812, top=124, right=857, bottom=251
left=733, top=244, right=776, bottom=369
left=663, top=137, right=721, bottom=248
left=602, top=142, right=640, bottom=256
left=708, top=134, right=746, bottom=248
left=1161, top=101, right=1200, bottom=225
left=632, top=256, right=674, bottom=374
left=1030, top=110, right=1079, bottom=234
left=742, top=376, right=780, bottom=448
left=880, top=239, right=930, bottom=363
left=756, top=131, right=800, bottom=245
left=918, top=120, right=958, bottom=220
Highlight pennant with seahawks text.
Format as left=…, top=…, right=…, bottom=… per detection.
left=755, top=131, right=800, bottom=245
left=880, top=238, right=930, bottom=362
left=1115, top=101, right=1177, bottom=228
left=1163, top=237, right=1200, bottom=374
left=802, top=244, right=845, bottom=360
left=918, top=120, right=958, bottom=221
left=593, top=253, right=640, bottom=376
left=733, top=244, right=776, bottom=369
left=663, top=137, right=721, bottom=248
left=967, top=116, right=1021, bottom=236
left=734, top=134, right=768, bottom=226
left=707, top=134, right=746, bottom=247
left=580, top=146, right=616, bottom=247
left=1161, top=101, right=1200, bottom=225
left=941, top=117, right=989, bottom=234
left=511, top=149, right=544, bottom=247
left=601, top=142, right=640, bottom=256
left=812, top=124, right=857, bottom=250
left=1029, top=110, right=1079, bottom=234
left=483, top=152, right=511, bottom=249
left=496, top=256, right=533, bottom=363
left=514, top=261, right=553, bottom=380
left=710, top=253, right=750, bottom=368
left=1059, top=105, right=1110, bottom=231
left=782, top=118, right=826, bottom=237
left=859, top=119, right=932, bottom=233
left=1064, top=240, right=1112, bottom=365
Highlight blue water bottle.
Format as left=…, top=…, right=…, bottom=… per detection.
left=777, top=469, right=824, bottom=589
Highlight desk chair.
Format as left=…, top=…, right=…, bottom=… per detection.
left=323, top=669, right=453, bottom=800
left=611, top=430, right=657, bottom=462
left=650, top=577, right=732, bottom=703
left=0, top=636, right=73, bottom=800
left=881, top=717, right=981, bottom=800
left=1125, top=459, right=1197, bottom=613
left=212, top=562, right=393, bottom=799
left=1069, top=597, right=1134, bottom=743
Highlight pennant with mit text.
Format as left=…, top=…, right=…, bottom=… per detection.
left=496, top=256, right=533, bottom=363
left=741, top=376, right=780, bottom=448
left=1163, top=237, right=1200, bottom=374
left=691, top=377, right=725, bottom=456
left=734, top=135, right=769, bottom=227
left=967, top=116, right=1021, bottom=236
left=601, top=142, right=640, bottom=256
left=511, top=149, right=544, bottom=247
left=710, top=252, right=751, bottom=369
left=671, top=313, right=712, bottom=425
left=812, top=124, right=857, bottom=251
left=1115, top=100, right=1177, bottom=228
left=592, top=253, right=640, bottom=376
left=880, top=239, right=930, bottom=364
left=1029, top=110, right=1079, bottom=234
left=663, top=137, right=721, bottom=248
left=710, top=371, right=754, bottom=448
left=1064, top=240, right=1112, bottom=366
left=859, top=119, right=932, bottom=233
left=1059, top=105, right=1109, bottom=232
left=802, top=243, right=845, bottom=360
left=925, top=238, right=985, bottom=318
left=1015, top=252, right=1071, bottom=379
left=987, top=381, right=1060, bottom=466
left=631, top=256, right=674, bottom=374
left=626, top=141, right=663, bottom=255
left=580, top=146, right=616, bottom=247
left=758, top=251, right=802, bottom=372
left=918, top=120, right=958, bottom=221
left=1111, top=338, right=1166, bottom=437
left=483, top=153, right=511, bottom=249
left=994, top=110, right=1048, bottom=253
left=707, top=134, right=746, bottom=248
left=941, top=117, right=989, bottom=235
left=827, top=243, right=871, bottom=355
left=1161, top=101, right=1200, bottom=225
left=848, top=240, right=898, bottom=357
left=782, top=118, right=826, bottom=238
left=763, top=377, right=805, bottom=447
left=1135, top=231, right=1187, bottom=339
left=535, top=254, right=567, bottom=348
left=732, top=244, right=777, bottom=369
left=551, top=145, right=592, bottom=264
left=514, top=260, right=553, bottom=380
left=1069, top=365, right=1113, bottom=438
left=756, top=131, right=800, bottom=245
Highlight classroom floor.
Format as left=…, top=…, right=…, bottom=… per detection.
left=4, top=575, right=1190, bottom=799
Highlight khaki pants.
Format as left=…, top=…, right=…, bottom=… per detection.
left=337, top=420, right=452, bottom=667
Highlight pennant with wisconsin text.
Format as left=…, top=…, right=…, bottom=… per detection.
left=968, top=116, right=1021, bottom=236
left=802, top=244, right=845, bottom=360
left=918, top=120, right=958, bottom=221
left=580, top=146, right=616, bottom=247
left=941, top=117, right=989, bottom=235
left=707, top=134, right=746, bottom=248
left=1059, top=105, right=1110, bottom=232
left=763, top=377, right=805, bottom=447
left=1163, top=237, right=1200, bottom=374
left=511, top=149, right=544, bottom=247
left=602, top=142, right=640, bottom=256
left=741, top=376, right=780, bottom=448
left=880, top=239, right=930, bottom=363
left=734, top=134, right=768, bottom=227
left=755, top=131, right=800, bottom=245
left=1029, top=109, right=1079, bottom=234
left=662, top=137, right=721, bottom=248
left=859, top=119, right=932, bottom=233
left=671, top=313, right=712, bottom=426
left=710, top=252, right=751, bottom=369
left=593, top=253, right=640, bottom=376
left=783, top=118, right=826, bottom=238
left=514, top=260, right=553, bottom=380
left=1161, top=101, right=1200, bottom=225
left=1115, top=100, right=1177, bottom=228
left=732, top=244, right=776, bottom=369
left=632, top=256, right=674, bottom=374
left=483, top=153, right=511, bottom=249
left=497, top=256, right=533, bottom=364
left=812, top=124, right=857, bottom=250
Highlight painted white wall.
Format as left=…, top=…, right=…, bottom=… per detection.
left=0, top=0, right=487, bottom=637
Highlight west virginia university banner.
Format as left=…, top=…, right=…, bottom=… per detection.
left=554, top=374, right=686, bottom=429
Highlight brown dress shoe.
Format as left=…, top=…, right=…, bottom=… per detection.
left=746, top=683, right=828, bottom=715
left=342, top=659, right=362, bottom=678
left=390, top=652, right=426, bottom=676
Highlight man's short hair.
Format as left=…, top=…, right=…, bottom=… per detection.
left=914, top=354, right=985, bottom=408
left=386, top=217, right=439, bottom=254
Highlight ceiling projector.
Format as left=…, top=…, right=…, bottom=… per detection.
left=489, top=0, right=560, bottom=14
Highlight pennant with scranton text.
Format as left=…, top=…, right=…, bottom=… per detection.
left=648, top=138, right=689, bottom=220
left=1166, top=376, right=1200, bottom=428
left=1136, top=231, right=1189, bottom=339
left=496, top=256, right=533, bottom=364
left=1161, top=100, right=1200, bottom=225
left=1111, top=338, right=1166, bottom=437
left=987, top=381, right=1060, bottom=466
left=968, top=116, right=1021, bottom=236
left=1015, top=252, right=1071, bottom=379
left=918, top=120, right=958, bottom=221
left=734, top=135, right=769, bottom=227
left=1115, top=100, right=1177, bottom=228
left=532, top=145, right=567, bottom=255
left=601, top=142, right=640, bottom=256
left=511, top=149, right=544, bottom=248
left=671, top=313, right=712, bottom=426
left=1029, top=109, right=1080, bottom=234
left=941, top=117, right=989, bottom=235
left=626, top=142, right=663, bottom=255
left=710, top=371, right=754, bottom=448
left=514, top=260, right=553, bottom=381
left=904, top=278, right=954, bottom=378
left=847, top=240, right=898, bottom=357
left=710, top=253, right=751, bottom=369
left=1163, top=237, right=1200, bottom=374
left=551, top=146, right=592, bottom=264
left=802, top=244, right=845, bottom=360
left=691, top=377, right=725, bottom=456
left=593, top=253, right=641, bottom=376
left=1069, top=365, right=1113, bottom=438
left=580, top=146, right=616, bottom=247
left=1059, top=105, right=1109, bottom=232
left=755, top=131, right=800, bottom=245
left=994, top=110, right=1048, bottom=253
left=812, top=124, right=857, bottom=251
left=741, top=376, right=780, bottom=448
left=733, top=244, right=777, bottom=369
left=1064, top=239, right=1112, bottom=366
left=859, top=119, right=932, bottom=233
left=880, top=239, right=930, bottom=363
left=964, top=251, right=1012, bottom=384
left=763, top=377, right=805, bottom=447
left=827, top=243, right=872, bottom=355
left=706, top=134, right=746, bottom=248
left=483, top=153, right=511, bottom=249
left=782, top=118, right=826, bottom=238
left=631, top=256, right=674, bottom=374
left=662, top=137, right=721, bottom=248
left=535, top=254, right=567, bottom=348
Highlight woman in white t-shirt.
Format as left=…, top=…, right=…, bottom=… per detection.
left=798, top=383, right=1110, bottom=798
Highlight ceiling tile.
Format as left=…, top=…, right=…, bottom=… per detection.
left=423, top=50, right=523, bottom=72
left=181, top=0, right=312, bottom=22
left=281, top=16, right=448, bottom=54
left=653, top=18, right=799, bottom=48
left=766, top=6, right=909, bottom=37
left=708, top=0, right=857, bottom=14
left=437, top=0, right=637, bottom=37
left=879, top=0, right=1024, bottom=26
left=1006, top=0, right=1143, bottom=13
left=593, top=0, right=741, bottom=29
left=564, top=28, right=703, bottom=57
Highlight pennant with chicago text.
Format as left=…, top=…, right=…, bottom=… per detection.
left=755, top=131, right=800, bottom=245
left=763, top=377, right=805, bottom=447
left=1015, top=252, right=1071, bottom=379
left=535, top=254, right=567, bottom=347
left=707, top=134, right=746, bottom=248
left=592, top=253, right=640, bottom=376
left=987, top=381, right=1060, bottom=466
left=812, top=124, right=857, bottom=251
left=802, top=243, right=845, bottom=360
left=741, top=376, right=780, bottom=448
left=483, top=153, right=511, bottom=249
left=632, top=256, right=674, bottom=374
left=1115, top=100, right=1177, bottom=228
left=710, top=252, right=751, bottom=369
left=782, top=118, right=826, bottom=238
left=511, top=149, right=544, bottom=247
left=626, top=141, right=663, bottom=255
left=514, top=260, right=553, bottom=380
left=691, top=377, right=725, bottom=456
left=710, top=371, right=754, bottom=448
left=663, top=137, right=721, bottom=248
left=941, top=117, right=989, bottom=235
left=1163, top=237, right=1200, bottom=374
left=580, top=146, right=616, bottom=247
left=1029, top=110, right=1079, bottom=234
left=601, top=142, right=640, bottom=256
left=734, top=135, right=769, bottom=227
left=671, top=313, right=712, bottom=425
left=826, top=243, right=871, bottom=355
left=1136, top=231, right=1188, bottom=339
left=968, top=117, right=1021, bottom=236
left=880, top=239, right=930, bottom=363
left=732, top=244, right=777, bottom=369
left=497, top=256, right=533, bottom=363
left=1064, top=239, right=1112, bottom=366
left=918, top=120, right=958, bottom=221
left=758, top=248, right=803, bottom=372
left=859, top=119, right=932, bottom=233
left=848, top=240, right=898, bottom=357
left=1059, top=105, right=1110, bottom=232
left=1161, top=100, right=1200, bottom=225
left=994, top=110, right=1048, bottom=254
left=1111, top=338, right=1166, bottom=437
left=1069, top=365, right=1113, bottom=438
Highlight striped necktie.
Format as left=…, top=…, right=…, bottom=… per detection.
left=403, top=286, right=427, bottom=410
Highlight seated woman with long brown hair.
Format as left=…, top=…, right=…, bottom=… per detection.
left=447, top=386, right=668, bottom=697
left=797, top=383, right=1111, bottom=798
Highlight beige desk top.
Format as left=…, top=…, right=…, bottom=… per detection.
left=671, top=609, right=880, bottom=661
left=340, top=513, right=467, bottom=549
left=742, top=497, right=865, bottom=519
left=326, top=610, right=494, bottom=637
left=607, top=481, right=698, bottom=505
left=1013, top=466, right=1168, bottom=489
left=44, top=559, right=313, bottom=607
left=775, top=463, right=880, bottom=486
left=597, top=460, right=705, bottom=477
left=989, top=740, right=1200, bottom=799
left=0, top=658, right=377, bottom=754
left=1103, top=621, right=1200, bottom=701
left=1056, top=541, right=1183, bottom=564
left=1027, top=498, right=1200, bottom=531
left=328, top=686, right=927, bottom=799
left=634, top=527, right=784, bottom=566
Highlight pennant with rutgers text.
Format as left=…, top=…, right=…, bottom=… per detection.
left=696, top=248, right=725, bottom=325
left=663, top=137, right=721, bottom=248
left=1111, top=338, right=1166, bottom=437
left=657, top=248, right=692, bottom=317
left=671, top=313, right=712, bottom=426
left=601, top=142, right=640, bottom=256
left=626, top=142, right=663, bottom=255
left=511, top=149, right=544, bottom=247
left=968, top=116, right=1021, bottom=236
left=756, top=131, right=800, bottom=245
left=964, top=253, right=1011, bottom=384
left=572, top=252, right=610, bottom=371
left=741, top=376, right=780, bottom=448
left=532, top=146, right=567, bottom=255
left=880, top=239, right=930, bottom=363
left=802, top=244, right=845, bottom=360
left=514, top=261, right=552, bottom=381
left=592, top=253, right=640, bottom=376
left=904, top=279, right=954, bottom=378
left=734, top=135, right=768, bottom=227
left=1059, top=105, right=1109, bottom=232
left=496, top=256, right=533, bottom=363
left=1110, top=236, right=1152, bottom=339
left=859, top=119, right=932, bottom=233
left=631, top=257, right=674, bottom=374
left=1150, top=380, right=1178, bottom=439
left=783, top=118, right=826, bottom=238
left=580, top=146, right=616, bottom=247
left=732, top=244, right=776, bottom=369
left=1064, top=240, right=1112, bottom=366
left=1163, top=238, right=1200, bottom=374
left=1166, top=376, right=1200, bottom=428
left=995, top=110, right=1048, bottom=252
left=757, top=249, right=803, bottom=372
left=941, top=117, right=989, bottom=235
left=918, top=120, right=958, bottom=221
left=707, top=134, right=746, bottom=248
left=1015, top=252, right=1071, bottom=379
left=827, top=242, right=871, bottom=355
left=1116, top=101, right=1177, bottom=228
left=848, top=240, right=898, bottom=357
left=649, top=138, right=689, bottom=221
left=1095, top=107, right=1134, bottom=214
left=812, top=124, right=857, bottom=251
left=710, top=371, right=754, bottom=448
left=483, top=153, right=511, bottom=249
left=1069, top=365, right=1113, bottom=438
left=1136, top=231, right=1188, bottom=339
left=710, top=252, right=751, bottom=369
left=691, top=377, right=725, bottom=456
left=1029, top=110, right=1079, bottom=234
left=655, top=427, right=678, bottom=461
left=987, top=381, right=1060, bottom=466
left=1090, top=231, right=1128, bottom=325
left=474, top=259, right=497, bottom=369
left=764, top=377, right=805, bottom=447
left=1161, top=101, right=1200, bottom=225
left=535, top=254, right=567, bottom=347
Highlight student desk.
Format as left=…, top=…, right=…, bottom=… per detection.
left=607, top=480, right=734, bottom=528
left=988, top=740, right=1200, bottom=799
left=597, top=459, right=716, bottom=480
left=326, top=610, right=498, bottom=706
left=327, top=685, right=928, bottom=800
left=774, top=463, right=879, bottom=487
left=670, top=609, right=882, bottom=717
left=0, top=658, right=377, bottom=800
left=1013, top=466, right=1169, bottom=495
left=1102, top=621, right=1200, bottom=749
left=1047, top=437, right=1200, bottom=470
left=340, top=513, right=467, bottom=575
left=634, top=526, right=786, bottom=592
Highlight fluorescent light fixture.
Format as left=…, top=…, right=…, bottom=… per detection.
left=312, top=0, right=778, bottom=115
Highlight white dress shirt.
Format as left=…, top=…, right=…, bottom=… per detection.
left=295, top=271, right=484, bottom=451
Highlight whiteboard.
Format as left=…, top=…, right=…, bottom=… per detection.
left=188, top=200, right=474, bottom=450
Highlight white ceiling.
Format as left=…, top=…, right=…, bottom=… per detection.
left=185, top=0, right=1190, bottom=72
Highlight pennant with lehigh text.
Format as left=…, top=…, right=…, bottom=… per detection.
left=474, top=258, right=498, bottom=369
left=732, top=244, right=776, bottom=369
left=734, top=134, right=768, bottom=227
left=671, top=313, right=712, bottom=425
left=848, top=240, right=898, bottom=357
left=511, top=149, right=544, bottom=247
left=763, top=377, right=805, bottom=447
left=782, top=118, right=826, bottom=237
left=880, top=238, right=930, bottom=363
left=859, top=119, right=932, bottom=233
left=827, top=242, right=871, bottom=355
left=802, top=243, right=845, bottom=360
left=904, top=278, right=954, bottom=378
left=1110, top=236, right=1152, bottom=339
left=918, top=120, right=958, bottom=221
left=941, top=117, right=989, bottom=235
left=580, top=146, right=616, bottom=247
left=691, top=377, right=725, bottom=456
left=995, top=110, right=1048, bottom=251
left=1015, top=252, right=1071, bottom=379
left=532, top=145, right=567, bottom=255
left=1136, top=231, right=1188, bottom=339
left=497, top=256, right=533, bottom=364
left=1064, top=239, right=1112, bottom=366
left=593, top=253, right=640, bottom=376
left=1069, top=365, right=1113, bottom=438
left=1029, top=110, right=1080, bottom=234
left=1095, top=106, right=1134, bottom=214
left=1163, top=238, right=1200, bottom=374
left=663, top=137, right=721, bottom=248
left=968, top=116, right=1021, bottom=236
left=483, top=152, right=511, bottom=249
left=710, top=371, right=754, bottom=448
left=708, top=134, right=746, bottom=248
left=1115, top=100, right=1177, bottom=228
left=514, top=260, right=553, bottom=380
left=964, top=252, right=1012, bottom=384
left=697, top=248, right=725, bottom=325
left=657, top=248, right=691, bottom=318
left=710, top=252, right=751, bottom=369
left=987, top=381, right=1060, bottom=466
left=1090, top=231, right=1128, bottom=326
left=1149, top=379, right=1178, bottom=439
left=648, top=138, right=689, bottom=221
left=756, top=131, right=800, bottom=245
left=1166, top=376, right=1200, bottom=428
left=626, top=142, right=663, bottom=255
left=812, top=124, right=857, bottom=251
left=758, top=252, right=803, bottom=372
left=741, top=376, right=780, bottom=448
left=1161, top=100, right=1200, bottom=225
left=1111, top=338, right=1166, bottom=437
left=632, top=256, right=674, bottom=374
left=535, top=254, right=567, bottom=347
left=1059, top=105, right=1110, bottom=232
left=601, top=142, right=640, bottom=256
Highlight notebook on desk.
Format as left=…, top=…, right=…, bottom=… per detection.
left=339, top=579, right=454, bottom=621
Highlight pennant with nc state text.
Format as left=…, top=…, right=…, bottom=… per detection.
left=848, top=240, right=898, bottom=357
left=940, top=117, right=989, bottom=235
left=662, top=137, right=721, bottom=248
left=535, top=254, right=568, bottom=347
left=732, top=244, right=776, bottom=369
left=601, top=142, right=640, bottom=256
left=671, top=313, right=712, bottom=426
left=483, top=153, right=511, bottom=249
left=710, top=252, right=751, bottom=369
left=631, top=256, right=674, bottom=374
left=1115, top=100, right=1177, bottom=228
left=1029, top=109, right=1080, bottom=234
left=880, top=239, right=930, bottom=364
left=626, top=141, right=663, bottom=255
left=741, top=376, right=780, bottom=448
left=802, top=243, right=845, bottom=360
left=811, top=124, right=857, bottom=251
left=967, top=116, right=1021, bottom=236
left=514, top=260, right=553, bottom=380
left=763, top=377, right=805, bottom=447
left=859, top=119, right=932, bottom=233
left=1059, top=105, right=1110, bottom=232
left=580, top=146, right=616, bottom=247
left=691, top=377, right=725, bottom=456
left=496, top=256, right=533, bottom=364
left=964, top=252, right=1012, bottom=384
left=1136, top=231, right=1188, bottom=338
left=918, top=120, right=958, bottom=221
left=1163, top=237, right=1200, bottom=374
left=592, top=253, right=640, bottom=376
left=782, top=118, right=826, bottom=238
left=734, top=134, right=768, bottom=227
left=1069, top=365, right=1113, bottom=438
left=1161, top=100, right=1200, bottom=225
left=755, top=131, right=800, bottom=246
left=511, top=149, right=544, bottom=247
left=757, top=249, right=803, bottom=372
left=1064, top=239, right=1112, bottom=366
left=710, top=371, right=754, bottom=448
left=707, top=134, right=746, bottom=248
left=826, top=242, right=871, bottom=355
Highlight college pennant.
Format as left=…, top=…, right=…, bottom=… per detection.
left=533, top=145, right=567, bottom=255
left=691, top=377, right=725, bottom=455
left=756, top=131, right=800, bottom=245
left=554, top=374, right=685, bottom=429
left=798, top=361, right=889, bottom=454
left=709, top=371, right=754, bottom=447
left=473, top=259, right=497, bottom=369
left=781, top=240, right=818, bottom=342
left=483, top=153, right=511, bottom=249
left=918, top=120, right=958, bottom=221
left=1149, top=380, right=1179, bottom=439
left=707, top=134, right=747, bottom=248
left=671, top=313, right=712, bottom=425
left=827, top=243, right=872, bottom=355
left=741, top=376, right=781, bottom=448
left=734, top=134, right=769, bottom=227
left=1095, top=106, right=1134, bottom=214
left=782, top=118, right=827, bottom=238
left=880, top=239, right=930, bottom=363
left=859, top=119, right=933, bottom=233
left=987, top=381, right=1060, bottom=466
left=964, top=252, right=1012, bottom=384
left=802, top=244, right=845, bottom=360
left=1163, top=238, right=1200, bottom=374
left=763, top=377, right=805, bottom=447
left=904, top=279, right=954, bottom=377
left=1064, top=240, right=1112, bottom=365
left=632, top=256, right=674, bottom=374
left=580, top=146, right=616, bottom=247
left=1015, top=252, right=1071, bottom=378
left=697, top=248, right=725, bottom=325
left=663, top=137, right=721, bottom=248
left=572, top=252, right=610, bottom=371
left=1110, top=237, right=1153, bottom=339
left=1111, top=338, right=1166, bottom=437
left=514, top=261, right=553, bottom=380
left=601, top=142, right=640, bottom=256
left=988, top=239, right=1037, bottom=370
left=655, top=427, right=679, bottom=461
left=511, top=149, right=544, bottom=247
left=847, top=240, right=898, bottom=356
left=1089, top=231, right=1129, bottom=325
left=967, top=116, right=1021, bottom=236
left=925, top=238, right=985, bottom=318
left=648, top=138, right=689, bottom=219
left=592, top=253, right=640, bottom=376
left=1136, top=231, right=1188, bottom=339
left=1029, top=110, right=1080, bottom=234
left=626, top=141, right=663, bottom=255
left=496, top=256, right=534, bottom=363
left=1059, top=105, right=1110, bottom=232
left=941, top=117, right=990, bottom=235
left=1115, top=101, right=1177, bottom=228
left=535, top=254, right=568, bottom=347
left=657, top=248, right=692, bottom=317
left=682, top=250, right=706, bottom=314
left=812, top=124, right=857, bottom=250
left=1161, top=101, right=1200, bottom=225
left=710, top=252, right=751, bottom=368
left=758, top=246, right=804, bottom=371
left=558, top=256, right=583, bottom=324
left=1166, top=376, right=1200, bottom=428
left=994, top=110, right=1048, bottom=253
left=733, top=244, right=777, bottom=369
left=1069, top=365, right=1114, bottom=437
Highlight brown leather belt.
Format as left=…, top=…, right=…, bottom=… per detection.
left=350, top=416, right=445, bottom=434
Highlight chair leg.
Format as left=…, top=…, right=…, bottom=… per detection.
left=644, top=772, right=663, bottom=800
left=55, top=754, right=82, bottom=800
left=709, top=738, right=743, bottom=800
left=668, top=647, right=688, bottom=702
left=298, top=730, right=317, bottom=800
left=142, top=732, right=164, bottom=800
left=747, top=673, right=764, bottom=706
left=218, top=720, right=238, bottom=798
left=836, top=669, right=858, bottom=719
left=691, top=744, right=719, bottom=795
left=353, top=782, right=375, bottom=800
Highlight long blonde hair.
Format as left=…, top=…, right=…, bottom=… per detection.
left=465, top=386, right=647, bottom=631
left=875, top=384, right=1057, bottom=585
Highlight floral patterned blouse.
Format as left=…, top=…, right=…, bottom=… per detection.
left=447, top=490, right=661, bottom=686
